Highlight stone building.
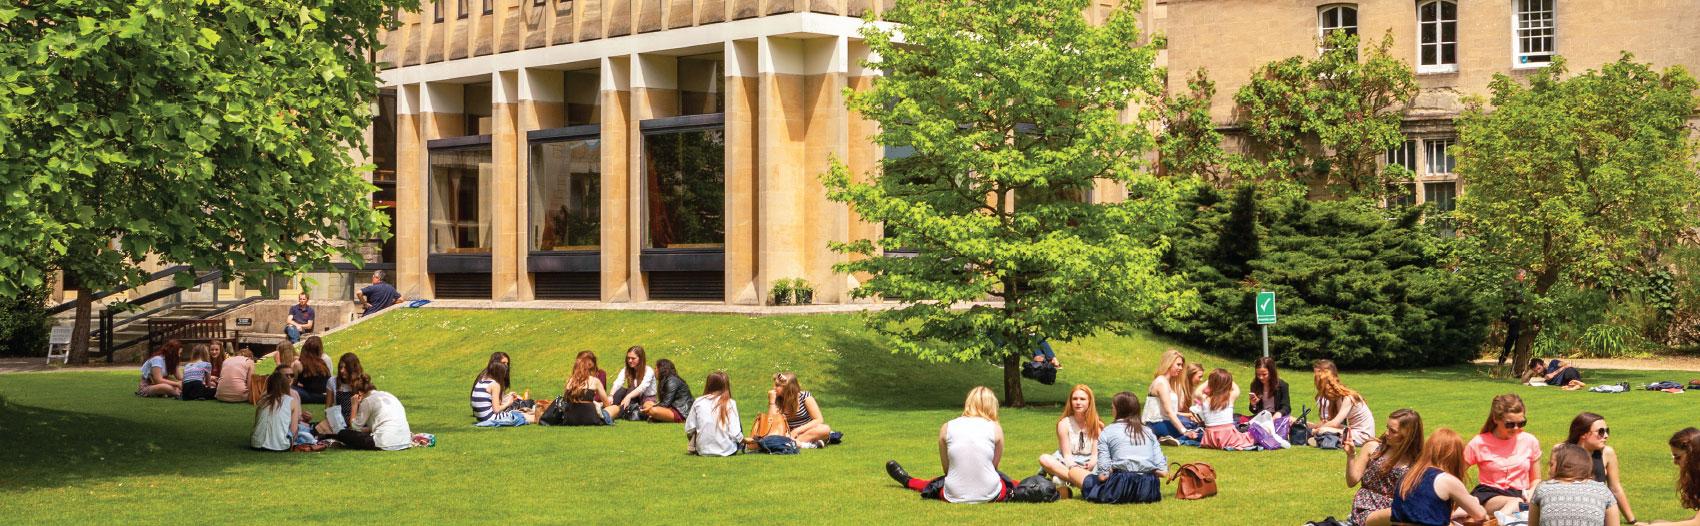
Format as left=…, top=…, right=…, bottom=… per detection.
left=1160, top=0, right=1700, bottom=207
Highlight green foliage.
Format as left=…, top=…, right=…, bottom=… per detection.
left=0, top=284, right=52, bottom=357
left=769, top=279, right=794, bottom=306
left=1231, top=31, right=1418, bottom=199
left=792, top=279, right=814, bottom=306
left=1579, top=322, right=1643, bottom=358
left=827, top=0, right=1194, bottom=404
left=1157, top=68, right=1226, bottom=184
left=1158, top=183, right=1493, bottom=368
left=0, top=0, right=413, bottom=296
left=1455, top=54, right=1700, bottom=369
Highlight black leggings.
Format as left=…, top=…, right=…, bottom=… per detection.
left=180, top=380, right=216, bottom=401
left=334, top=429, right=379, bottom=450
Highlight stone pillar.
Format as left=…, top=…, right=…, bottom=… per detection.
left=517, top=68, right=569, bottom=301
left=395, top=84, right=431, bottom=299
left=756, top=36, right=807, bottom=302
left=490, top=71, right=522, bottom=301
left=802, top=36, right=850, bottom=304
left=724, top=39, right=761, bottom=304
left=843, top=40, right=881, bottom=300
left=601, top=56, right=636, bottom=302
left=416, top=82, right=468, bottom=297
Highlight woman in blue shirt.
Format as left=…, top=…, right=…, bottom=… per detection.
left=1060, top=391, right=1169, bottom=503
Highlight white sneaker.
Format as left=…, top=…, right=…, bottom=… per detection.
left=1158, top=435, right=1180, bottom=446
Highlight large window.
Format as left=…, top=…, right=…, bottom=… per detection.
left=1417, top=0, right=1458, bottom=73
left=1424, top=182, right=1457, bottom=212
left=643, top=125, right=725, bottom=249
left=1318, top=5, right=1359, bottom=42
left=529, top=136, right=601, bottom=252
left=1384, top=139, right=1418, bottom=207
left=1514, top=0, right=1555, bottom=67
left=429, top=143, right=494, bottom=254
left=1424, top=138, right=1456, bottom=176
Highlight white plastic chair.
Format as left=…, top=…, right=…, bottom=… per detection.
left=45, top=326, right=73, bottom=365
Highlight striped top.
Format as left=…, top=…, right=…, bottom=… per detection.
left=785, top=391, right=814, bottom=429
left=470, top=377, right=498, bottom=422
left=182, top=361, right=212, bottom=384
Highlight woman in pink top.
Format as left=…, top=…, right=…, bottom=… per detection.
left=1464, top=393, right=1541, bottom=515
left=216, top=349, right=256, bottom=403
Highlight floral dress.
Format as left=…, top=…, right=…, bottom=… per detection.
left=1350, top=456, right=1409, bottom=526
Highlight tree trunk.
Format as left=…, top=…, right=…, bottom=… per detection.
left=69, top=289, right=92, bottom=365
left=1512, top=322, right=1538, bottom=377
left=1002, top=352, right=1025, bottom=408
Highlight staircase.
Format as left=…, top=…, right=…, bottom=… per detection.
left=47, top=267, right=265, bottom=363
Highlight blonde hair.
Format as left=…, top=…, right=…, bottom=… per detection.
left=1153, top=349, right=1186, bottom=382
left=962, top=386, right=999, bottom=422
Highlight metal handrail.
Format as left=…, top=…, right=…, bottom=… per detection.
left=100, top=295, right=265, bottom=361
left=45, top=265, right=194, bottom=315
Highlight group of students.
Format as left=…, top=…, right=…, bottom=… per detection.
left=135, top=336, right=416, bottom=453
left=1139, top=350, right=1376, bottom=451
left=465, top=345, right=835, bottom=456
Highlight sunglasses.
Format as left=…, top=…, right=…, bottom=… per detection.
left=1502, top=420, right=1528, bottom=429
left=1595, top=427, right=1610, bottom=438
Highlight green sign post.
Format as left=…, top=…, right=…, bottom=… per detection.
left=1255, top=291, right=1276, bottom=357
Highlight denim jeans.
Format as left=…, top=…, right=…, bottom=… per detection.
left=292, top=422, right=317, bottom=446
left=285, top=325, right=302, bottom=343
left=1147, top=416, right=1200, bottom=446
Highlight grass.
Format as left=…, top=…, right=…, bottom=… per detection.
left=2, top=309, right=1697, bottom=524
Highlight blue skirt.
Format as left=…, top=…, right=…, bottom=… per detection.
left=1080, top=471, right=1161, bottom=504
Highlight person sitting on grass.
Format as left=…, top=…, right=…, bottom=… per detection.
left=471, top=360, right=534, bottom=427
left=251, top=369, right=325, bottom=452
left=608, top=346, right=657, bottom=420
left=1563, top=412, right=1640, bottom=525
left=334, top=379, right=413, bottom=451
left=1143, top=349, right=1201, bottom=446
left=1347, top=408, right=1424, bottom=526
left=1311, top=359, right=1377, bottom=447
left=331, top=353, right=371, bottom=425
left=1248, top=356, right=1291, bottom=420
left=1038, top=384, right=1103, bottom=495
left=292, top=337, right=334, bottom=405
left=1066, top=392, right=1169, bottom=504
left=179, top=344, right=218, bottom=401
left=207, top=340, right=227, bottom=380
left=685, top=371, right=743, bottom=457
left=215, top=349, right=256, bottom=403
left=768, top=372, right=833, bottom=448
left=137, top=344, right=181, bottom=398
left=1649, top=428, right=1700, bottom=526
left=548, top=351, right=614, bottom=426
left=1367, top=428, right=1488, bottom=526
left=355, top=271, right=403, bottom=317
left=157, top=339, right=184, bottom=382
left=644, top=359, right=692, bottom=423
left=1193, top=368, right=1257, bottom=450
left=883, top=386, right=1013, bottom=503
left=1466, top=393, right=1542, bottom=516
left=1530, top=443, right=1620, bottom=526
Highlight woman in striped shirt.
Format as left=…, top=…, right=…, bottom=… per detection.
left=470, top=360, right=533, bottom=426
left=767, top=372, right=833, bottom=447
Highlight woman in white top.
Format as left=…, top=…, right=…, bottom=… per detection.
left=1311, top=359, right=1376, bottom=447
left=883, top=386, right=1012, bottom=503
left=1039, top=384, right=1103, bottom=491
left=1193, top=368, right=1256, bottom=450
left=1143, top=349, right=1201, bottom=445
left=251, top=369, right=324, bottom=452
left=608, top=346, right=657, bottom=420
left=334, top=380, right=413, bottom=451
left=685, top=371, right=743, bottom=457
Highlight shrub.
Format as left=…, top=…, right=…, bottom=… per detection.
left=0, top=283, right=52, bottom=358
left=769, top=279, right=794, bottom=306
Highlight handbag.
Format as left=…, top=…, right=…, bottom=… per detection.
left=756, top=435, right=799, bottom=455
left=1288, top=406, right=1312, bottom=445
left=1010, top=474, right=1061, bottom=503
left=538, top=395, right=570, bottom=426
left=745, top=412, right=790, bottom=450
left=1165, top=462, right=1218, bottom=500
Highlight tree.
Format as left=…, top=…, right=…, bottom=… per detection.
left=0, top=0, right=407, bottom=362
left=1455, top=55, right=1700, bottom=375
left=1157, top=68, right=1226, bottom=184
left=825, top=0, right=1195, bottom=406
left=1233, top=31, right=1418, bottom=199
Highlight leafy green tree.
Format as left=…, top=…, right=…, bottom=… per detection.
left=825, top=0, right=1195, bottom=406
left=1455, top=55, right=1700, bottom=374
left=1233, top=31, right=1418, bottom=199
left=1157, top=68, right=1226, bottom=184
left=0, top=1, right=407, bottom=363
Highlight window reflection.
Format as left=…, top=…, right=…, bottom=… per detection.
left=643, top=128, right=725, bottom=249
left=529, top=139, right=601, bottom=251
left=429, top=146, right=494, bottom=254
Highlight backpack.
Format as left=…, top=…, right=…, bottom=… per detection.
left=1288, top=406, right=1312, bottom=445
left=538, top=395, right=570, bottom=426
left=1009, top=474, right=1060, bottom=503
left=1021, top=361, right=1057, bottom=385
left=1313, top=431, right=1344, bottom=450
left=1165, top=462, right=1217, bottom=500
left=757, top=435, right=800, bottom=455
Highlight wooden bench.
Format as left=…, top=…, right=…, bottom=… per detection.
left=148, top=318, right=240, bottom=375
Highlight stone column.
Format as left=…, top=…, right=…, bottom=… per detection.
left=517, top=68, right=568, bottom=301
left=416, top=82, right=468, bottom=297
left=490, top=71, right=522, bottom=301
left=395, top=84, right=432, bottom=299
left=843, top=40, right=881, bottom=300
left=756, top=36, right=808, bottom=303
left=724, top=39, right=760, bottom=304
left=600, top=56, right=636, bottom=302
left=802, top=36, right=850, bottom=304
left=628, top=54, right=682, bottom=302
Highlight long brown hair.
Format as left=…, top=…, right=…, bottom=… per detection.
left=187, top=344, right=209, bottom=364
left=566, top=351, right=598, bottom=393
left=1111, top=391, right=1149, bottom=444
left=298, top=336, right=329, bottom=377
left=1675, top=430, right=1700, bottom=510
left=1059, top=384, right=1104, bottom=440
left=1204, top=368, right=1234, bottom=411
left=1253, top=356, right=1280, bottom=401
left=1549, top=443, right=1594, bottom=481
left=1400, top=428, right=1469, bottom=498
left=1479, top=393, right=1526, bottom=435
left=775, top=372, right=802, bottom=418
left=622, top=346, right=647, bottom=389
left=337, top=353, right=372, bottom=394
left=704, top=371, right=733, bottom=431
left=1564, top=412, right=1604, bottom=446
left=1372, top=409, right=1425, bottom=479
left=258, top=369, right=293, bottom=409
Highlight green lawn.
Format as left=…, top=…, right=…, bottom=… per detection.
left=2, top=309, right=1695, bottom=524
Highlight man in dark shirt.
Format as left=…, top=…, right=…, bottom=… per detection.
left=285, top=293, right=315, bottom=343
left=356, top=271, right=403, bottom=317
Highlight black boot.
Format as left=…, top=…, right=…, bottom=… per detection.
left=885, top=460, right=912, bottom=485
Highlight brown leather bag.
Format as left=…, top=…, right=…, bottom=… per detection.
left=1166, top=462, right=1217, bottom=500
left=743, top=412, right=791, bottom=450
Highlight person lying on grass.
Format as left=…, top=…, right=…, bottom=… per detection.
left=883, top=386, right=1013, bottom=503
left=768, top=372, right=833, bottom=447
left=1366, top=428, right=1488, bottom=526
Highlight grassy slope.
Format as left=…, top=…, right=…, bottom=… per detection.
left=1, top=309, right=1695, bottom=524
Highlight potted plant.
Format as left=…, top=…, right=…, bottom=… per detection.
left=792, top=279, right=814, bottom=305
left=769, top=278, right=794, bottom=306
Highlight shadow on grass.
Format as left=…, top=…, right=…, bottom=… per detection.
left=815, top=324, right=1076, bottom=411
left=0, top=392, right=293, bottom=492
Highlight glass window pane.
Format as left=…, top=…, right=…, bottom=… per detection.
left=1422, top=46, right=1436, bottom=65
left=1441, top=43, right=1456, bottom=65
left=1342, top=7, right=1357, bottom=28
left=529, top=139, right=602, bottom=251
left=1422, top=23, right=1436, bottom=44
left=1442, top=21, right=1456, bottom=43
left=1440, top=1, right=1455, bottom=20
left=644, top=129, right=726, bottom=248
left=429, top=147, right=495, bottom=254
left=1424, top=182, right=1457, bottom=212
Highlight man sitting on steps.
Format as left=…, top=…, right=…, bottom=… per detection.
left=285, top=293, right=315, bottom=344
left=355, top=271, right=403, bottom=317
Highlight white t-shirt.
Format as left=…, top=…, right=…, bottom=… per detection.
left=353, top=391, right=412, bottom=451
left=252, top=395, right=296, bottom=451
left=610, top=366, right=657, bottom=398
left=684, top=394, right=744, bottom=457
left=942, top=416, right=1003, bottom=503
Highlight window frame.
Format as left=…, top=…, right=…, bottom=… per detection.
left=638, top=113, right=728, bottom=253
left=457, top=0, right=470, bottom=19
left=526, top=124, right=603, bottom=255
left=434, top=0, right=444, bottom=23
left=1416, top=0, right=1459, bottom=74
left=1317, top=4, right=1360, bottom=47
left=425, top=135, right=496, bottom=257
left=1511, top=0, right=1556, bottom=68
left=482, top=0, right=493, bottom=15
